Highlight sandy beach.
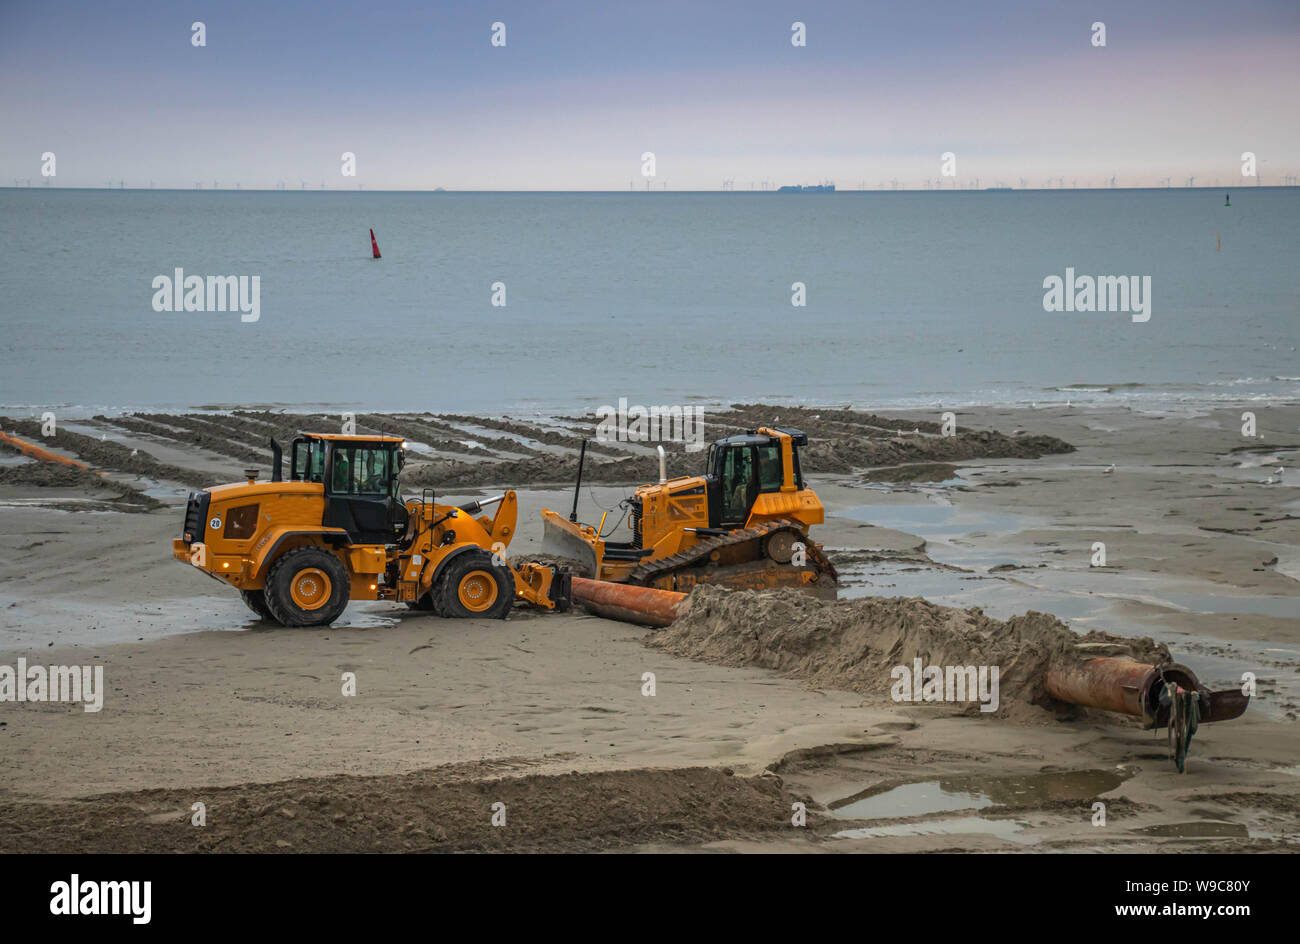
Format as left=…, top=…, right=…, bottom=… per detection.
left=0, top=403, right=1296, bottom=852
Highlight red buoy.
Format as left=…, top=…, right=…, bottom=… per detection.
left=370, top=228, right=381, bottom=259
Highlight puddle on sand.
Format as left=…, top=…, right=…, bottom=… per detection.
left=826, top=768, right=1131, bottom=846
left=834, top=816, right=1031, bottom=844
left=828, top=768, right=1131, bottom=820
left=839, top=562, right=1110, bottom=622
left=843, top=502, right=1035, bottom=545
left=1131, top=822, right=1249, bottom=839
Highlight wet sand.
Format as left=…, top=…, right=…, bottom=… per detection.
left=0, top=403, right=1296, bottom=852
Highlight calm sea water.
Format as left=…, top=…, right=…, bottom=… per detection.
left=2, top=188, right=1297, bottom=417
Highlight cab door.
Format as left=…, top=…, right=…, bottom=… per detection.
left=717, top=444, right=757, bottom=528
left=323, top=444, right=403, bottom=544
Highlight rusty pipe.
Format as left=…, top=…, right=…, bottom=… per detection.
left=1044, top=657, right=1248, bottom=726
left=570, top=577, right=685, bottom=627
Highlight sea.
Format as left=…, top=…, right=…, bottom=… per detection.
left=1, top=187, right=1297, bottom=418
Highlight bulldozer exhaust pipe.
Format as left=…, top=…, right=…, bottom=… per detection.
left=657, top=445, right=666, bottom=484
left=570, top=577, right=684, bottom=627
left=570, top=439, right=587, bottom=522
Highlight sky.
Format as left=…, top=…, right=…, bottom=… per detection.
left=1, top=0, right=1298, bottom=190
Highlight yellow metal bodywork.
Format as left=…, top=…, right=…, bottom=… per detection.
left=542, top=426, right=825, bottom=584
left=173, top=478, right=560, bottom=610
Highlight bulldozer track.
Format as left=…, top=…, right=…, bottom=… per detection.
left=626, top=518, right=838, bottom=590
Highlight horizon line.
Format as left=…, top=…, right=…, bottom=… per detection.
left=3, top=185, right=1297, bottom=194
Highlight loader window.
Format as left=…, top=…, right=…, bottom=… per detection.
left=290, top=441, right=326, bottom=483
left=329, top=445, right=394, bottom=496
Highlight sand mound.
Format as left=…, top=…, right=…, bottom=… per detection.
left=649, top=586, right=1170, bottom=718
left=0, top=764, right=795, bottom=853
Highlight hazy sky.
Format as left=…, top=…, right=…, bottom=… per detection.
left=2, top=0, right=1298, bottom=189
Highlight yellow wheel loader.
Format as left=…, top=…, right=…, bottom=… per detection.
left=542, top=426, right=837, bottom=597
left=173, top=433, right=570, bottom=626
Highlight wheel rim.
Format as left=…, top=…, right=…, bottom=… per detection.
left=457, top=570, right=499, bottom=612
left=766, top=531, right=796, bottom=563
left=290, top=567, right=332, bottom=610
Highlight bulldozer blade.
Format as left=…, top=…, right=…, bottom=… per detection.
left=541, top=513, right=599, bottom=577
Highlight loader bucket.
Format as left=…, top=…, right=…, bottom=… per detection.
left=540, top=510, right=599, bottom=577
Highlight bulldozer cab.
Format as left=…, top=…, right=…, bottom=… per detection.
left=289, top=434, right=408, bottom=545
left=707, top=427, right=806, bottom=529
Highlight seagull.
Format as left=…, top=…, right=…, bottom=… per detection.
left=1264, top=476, right=1277, bottom=485
left=131, top=449, right=138, bottom=456
left=1276, top=465, right=1285, bottom=477
left=1103, top=463, right=1115, bottom=474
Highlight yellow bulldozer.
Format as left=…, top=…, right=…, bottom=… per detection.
left=541, top=426, right=837, bottom=596
left=173, top=433, right=570, bottom=626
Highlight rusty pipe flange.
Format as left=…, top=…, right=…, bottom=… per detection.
left=1043, top=657, right=1199, bottom=726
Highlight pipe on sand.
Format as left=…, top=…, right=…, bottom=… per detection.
left=570, top=577, right=684, bottom=627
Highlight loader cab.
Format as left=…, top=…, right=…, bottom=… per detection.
left=290, top=434, right=409, bottom=545
left=706, top=427, right=806, bottom=529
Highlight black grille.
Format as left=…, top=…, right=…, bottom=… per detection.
left=629, top=497, right=643, bottom=548
left=182, top=491, right=211, bottom=543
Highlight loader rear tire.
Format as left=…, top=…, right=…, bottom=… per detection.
left=264, top=547, right=350, bottom=627
left=437, top=550, right=514, bottom=620
left=240, top=589, right=274, bottom=621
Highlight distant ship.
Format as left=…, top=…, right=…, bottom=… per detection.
left=777, top=183, right=835, bottom=193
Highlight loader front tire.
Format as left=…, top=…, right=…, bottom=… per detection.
left=264, top=547, right=350, bottom=627
left=240, top=589, right=274, bottom=621
left=405, top=593, right=441, bottom=615
left=437, top=550, right=514, bottom=620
